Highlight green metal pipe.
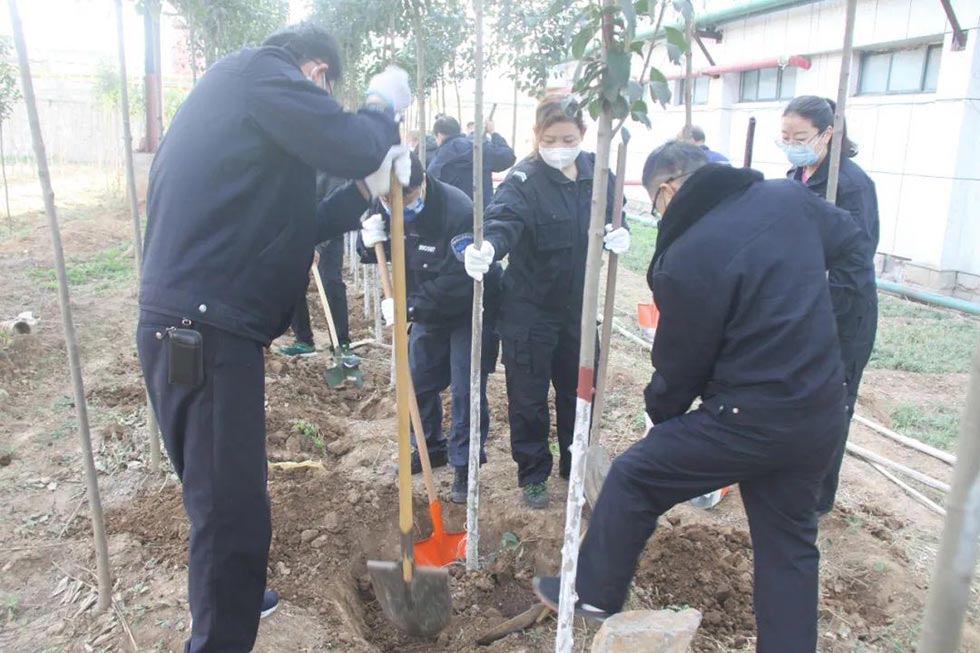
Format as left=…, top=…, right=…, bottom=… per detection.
left=562, top=0, right=821, bottom=63
left=877, top=279, right=980, bottom=317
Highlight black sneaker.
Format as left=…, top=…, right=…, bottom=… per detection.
left=260, top=590, right=279, bottom=619
left=410, top=449, right=448, bottom=475
left=523, top=482, right=549, bottom=509
left=451, top=467, right=468, bottom=504
left=533, top=576, right=610, bottom=622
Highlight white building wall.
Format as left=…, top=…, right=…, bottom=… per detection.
left=617, top=0, right=980, bottom=276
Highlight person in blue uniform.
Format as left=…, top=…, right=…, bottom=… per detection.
left=463, top=96, right=631, bottom=509
left=136, top=23, right=411, bottom=653
left=427, top=115, right=516, bottom=208
left=358, top=152, right=500, bottom=504
left=532, top=142, right=876, bottom=653
left=782, top=95, right=880, bottom=515
left=679, top=124, right=730, bottom=163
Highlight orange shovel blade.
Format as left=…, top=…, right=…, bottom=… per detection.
left=413, top=500, right=466, bottom=567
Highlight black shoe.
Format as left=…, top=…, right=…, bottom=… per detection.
left=410, top=449, right=448, bottom=475
left=451, top=467, right=468, bottom=504
left=533, top=576, right=610, bottom=622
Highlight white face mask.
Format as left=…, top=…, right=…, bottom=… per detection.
left=539, top=145, right=581, bottom=170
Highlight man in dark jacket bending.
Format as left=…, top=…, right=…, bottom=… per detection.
left=427, top=115, right=516, bottom=208
left=533, top=142, right=875, bottom=653
left=358, top=152, right=500, bottom=503
left=137, top=23, right=411, bottom=653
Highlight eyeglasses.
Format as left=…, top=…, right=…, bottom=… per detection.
left=651, top=172, right=693, bottom=212
left=776, top=130, right=824, bottom=148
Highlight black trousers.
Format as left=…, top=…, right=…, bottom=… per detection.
left=137, top=311, right=271, bottom=653
left=577, top=401, right=847, bottom=653
left=818, top=304, right=878, bottom=513
left=408, top=320, right=498, bottom=468
left=499, top=305, right=588, bottom=486
left=290, top=238, right=349, bottom=346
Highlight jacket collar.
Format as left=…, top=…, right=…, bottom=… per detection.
left=787, top=152, right=830, bottom=190
left=649, top=164, right=763, bottom=285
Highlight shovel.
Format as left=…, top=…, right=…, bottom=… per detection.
left=585, top=128, right=630, bottom=510
left=375, top=243, right=466, bottom=566
left=367, top=170, right=452, bottom=638
left=311, top=259, right=364, bottom=388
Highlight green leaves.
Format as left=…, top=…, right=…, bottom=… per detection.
left=663, top=26, right=688, bottom=64
left=649, top=67, right=671, bottom=107
left=601, top=48, right=631, bottom=103
left=571, top=25, right=597, bottom=60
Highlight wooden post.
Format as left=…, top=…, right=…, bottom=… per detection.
left=589, top=132, right=629, bottom=446
left=919, top=338, right=980, bottom=651
left=9, top=0, right=112, bottom=611
left=466, top=0, right=486, bottom=573
left=116, top=0, right=161, bottom=473
left=826, top=0, right=857, bottom=203
left=555, top=2, right=615, bottom=649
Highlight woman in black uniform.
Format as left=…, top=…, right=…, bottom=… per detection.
left=463, top=96, right=629, bottom=508
left=781, top=95, right=880, bottom=514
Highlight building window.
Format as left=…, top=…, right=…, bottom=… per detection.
left=675, top=76, right=710, bottom=105
left=739, top=66, right=797, bottom=102
left=858, top=44, right=942, bottom=94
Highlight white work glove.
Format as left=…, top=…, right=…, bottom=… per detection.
left=361, top=214, right=388, bottom=248
left=366, top=65, right=412, bottom=112
left=381, top=298, right=395, bottom=327
left=603, top=225, right=631, bottom=255
left=643, top=411, right=654, bottom=432
left=464, top=241, right=495, bottom=281
left=363, top=145, right=411, bottom=198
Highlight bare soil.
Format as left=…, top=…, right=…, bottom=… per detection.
left=1, top=166, right=978, bottom=652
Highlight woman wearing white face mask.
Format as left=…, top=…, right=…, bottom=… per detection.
left=463, top=95, right=630, bottom=509
left=781, top=95, right=880, bottom=516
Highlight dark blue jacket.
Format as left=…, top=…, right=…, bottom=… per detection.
left=140, top=46, right=399, bottom=345
left=644, top=165, right=875, bottom=427
left=427, top=133, right=516, bottom=208
left=701, top=144, right=730, bottom=164
left=483, top=152, right=621, bottom=317
left=357, top=177, right=502, bottom=326
left=789, top=155, right=879, bottom=380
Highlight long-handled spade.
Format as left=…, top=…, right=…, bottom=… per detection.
left=584, top=129, right=630, bottom=509
left=375, top=243, right=466, bottom=567
left=367, top=171, right=452, bottom=637
left=311, top=258, right=364, bottom=388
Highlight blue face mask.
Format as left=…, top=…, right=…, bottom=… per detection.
left=380, top=194, right=426, bottom=223
left=784, top=143, right=820, bottom=167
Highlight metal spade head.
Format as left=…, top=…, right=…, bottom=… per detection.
left=366, top=560, right=452, bottom=638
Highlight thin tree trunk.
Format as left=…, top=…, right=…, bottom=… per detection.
left=1, top=122, right=10, bottom=232
left=188, top=17, right=197, bottom=85
left=511, top=75, right=518, bottom=150
left=919, top=337, right=980, bottom=651
left=555, top=2, right=615, bottom=650
left=9, top=0, right=112, bottom=611
left=117, top=0, right=162, bottom=473
left=684, top=20, right=693, bottom=129
left=415, top=13, right=426, bottom=169
left=466, top=0, right=485, bottom=573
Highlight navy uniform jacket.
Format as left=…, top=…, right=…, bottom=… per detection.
left=140, top=46, right=399, bottom=345
left=427, top=133, right=516, bottom=208
left=645, top=165, right=875, bottom=427
left=789, top=155, right=879, bottom=379
left=358, top=177, right=501, bottom=326
left=482, top=152, right=620, bottom=318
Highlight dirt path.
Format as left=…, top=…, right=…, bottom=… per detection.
left=1, top=167, right=978, bottom=652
